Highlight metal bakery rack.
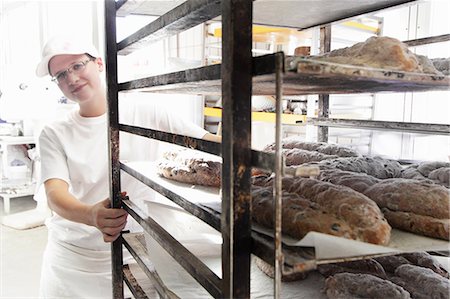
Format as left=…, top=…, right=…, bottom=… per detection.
left=104, top=0, right=449, bottom=298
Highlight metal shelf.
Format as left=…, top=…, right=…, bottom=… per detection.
left=117, top=0, right=221, bottom=55
left=116, top=0, right=416, bottom=53
left=118, top=53, right=450, bottom=95
left=307, top=117, right=450, bottom=135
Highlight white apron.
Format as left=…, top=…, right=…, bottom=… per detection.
left=39, top=237, right=132, bottom=299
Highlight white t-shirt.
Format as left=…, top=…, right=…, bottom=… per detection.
left=39, top=102, right=207, bottom=251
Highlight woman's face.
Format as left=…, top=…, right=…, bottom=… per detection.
left=48, top=54, right=104, bottom=104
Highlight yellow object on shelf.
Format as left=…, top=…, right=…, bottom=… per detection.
left=213, top=25, right=311, bottom=43
left=204, top=107, right=306, bottom=125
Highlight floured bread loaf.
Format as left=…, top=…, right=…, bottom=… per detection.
left=402, top=161, right=450, bottom=188
left=389, top=265, right=450, bottom=299
left=156, top=149, right=221, bottom=187
left=363, top=178, right=450, bottom=240
left=400, top=252, right=449, bottom=279
left=318, top=259, right=387, bottom=279
left=417, top=161, right=450, bottom=177
left=432, top=57, right=450, bottom=76
left=253, top=177, right=391, bottom=245
left=307, top=156, right=403, bottom=179
left=309, top=36, right=442, bottom=75
left=264, top=139, right=360, bottom=158
left=282, top=148, right=338, bottom=166
left=375, top=252, right=449, bottom=279
left=317, top=169, right=380, bottom=193
left=325, top=273, right=411, bottom=299
left=428, top=167, right=450, bottom=188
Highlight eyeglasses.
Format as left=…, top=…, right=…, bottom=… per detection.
left=51, top=58, right=95, bottom=84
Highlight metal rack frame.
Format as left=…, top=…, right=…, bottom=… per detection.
left=104, top=0, right=448, bottom=298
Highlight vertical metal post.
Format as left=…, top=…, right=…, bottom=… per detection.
left=104, top=1, right=123, bottom=298
left=221, top=0, right=253, bottom=298
left=274, top=53, right=284, bottom=299
left=318, top=25, right=331, bottom=142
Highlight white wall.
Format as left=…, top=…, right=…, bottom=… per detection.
left=370, top=1, right=450, bottom=161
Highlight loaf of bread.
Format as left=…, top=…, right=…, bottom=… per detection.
left=364, top=179, right=449, bottom=219
left=307, top=156, right=403, bottom=179
left=389, top=264, right=450, bottom=299
left=252, top=186, right=357, bottom=241
left=317, top=169, right=381, bottom=193
left=402, top=161, right=450, bottom=188
left=374, top=255, right=413, bottom=274
left=382, top=209, right=449, bottom=241
left=156, top=149, right=221, bottom=187
left=432, top=57, right=450, bottom=76
left=363, top=178, right=450, bottom=240
left=264, top=139, right=360, bottom=158
left=428, top=167, right=450, bottom=188
left=400, top=252, right=449, bottom=279
left=375, top=252, right=449, bottom=279
left=417, top=161, right=450, bottom=176
left=253, top=177, right=391, bottom=245
left=401, top=164, right=430, bottom=180
left=318, top=259, right=387, bottom=279
left=308, top=36, right=443, bottom=75
left=282, top=148, right=338, bottom=166
left=325, top=273, right=411, bottom=299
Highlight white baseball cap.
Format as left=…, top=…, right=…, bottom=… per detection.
left=36, top=36, right=100, bottom=77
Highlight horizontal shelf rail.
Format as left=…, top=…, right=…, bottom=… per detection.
left=122, top=234, right=180, bottom=299
left=121, top=162, right=221, bottom=231
left=117, top=0, right=221, bottom=55
left=122, top=199, right=222, bottom=298
left=118, top=53, right=278, bottom=92
left=118, top=54, right=449, bottom=96
left=119, top=124, right=276, bottom=171
left=403, top=33, right=450, bottom=47
left=307, top=117, right=450, bottom=135
left=119, top=124, right=221, bottom=156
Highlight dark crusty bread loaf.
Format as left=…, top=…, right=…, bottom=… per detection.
left=401, top=165, right=430, bottom=180
left=401, top=252, right=449, bottom=279
left=264, top=139, right=360, bottom=158
left=252, top=186, right=356, bottom=241
left=157, top=149, right=221, bottom=187
left=253, top=177, right=391, bottom=245
left=402, top=161, right=450, bottom=188
left=428, top=167, right=450, bottom=188
left=307, top=156, right=403, bottom=179
left=318, top=259, right=387, bottom=279
left=363, top=178, right=450, bottom=240
left=375, top=252, right=449, bottom=279
left=325, top=273, right=411, bottom=299
left=390, top=264, right=450, bottom=299
left=363, top=179, right=449, bottom=219
left=382, top=209, right=449, bottom=240
left=417, top=161, right=450, bottom=177
left=281, top=148, right=338, bottom=166
left=317, top=169, right=380, bottom=193
left=374, top=255, right=413, bottom=274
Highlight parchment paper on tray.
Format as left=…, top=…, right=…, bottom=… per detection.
left=200, top=201, right=449, bottom=261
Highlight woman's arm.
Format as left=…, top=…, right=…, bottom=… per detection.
left=44, top=178, right=128, bottom=242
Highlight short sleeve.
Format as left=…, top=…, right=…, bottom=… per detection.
left=39, top=127, right=70, bottom=185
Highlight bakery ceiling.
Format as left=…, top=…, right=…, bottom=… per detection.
left=117, top=0, right=417, bottom=29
